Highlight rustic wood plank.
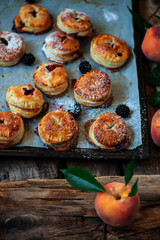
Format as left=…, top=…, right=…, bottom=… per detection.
left=0, top=157, right=60, bottom=182
left=0, top=175, right=160, bottom=240
left=66, top=159, right=120, bottom=176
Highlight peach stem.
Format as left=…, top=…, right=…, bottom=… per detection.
left=119, top=185, right=126, bottom=198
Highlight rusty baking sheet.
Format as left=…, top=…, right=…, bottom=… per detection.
left=0, top=0, right=149, bottom=160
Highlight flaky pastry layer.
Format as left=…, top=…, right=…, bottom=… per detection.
left=38, top=110, right=79, bottom=151
left=0, top=111, right=24, bottom=148
left=56, top=8, right=93, bottom=37
left=90, top=34, right=130, bottom=68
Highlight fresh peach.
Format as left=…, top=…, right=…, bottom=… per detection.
left=95, top=182, right=140, bottom=227
left=151, top=109, right=160, bottom=147
left=141, top=25, right=160, bottom=62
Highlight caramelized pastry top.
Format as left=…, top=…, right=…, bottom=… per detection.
left=92, top=112, right=128, bottom=147
left=56, top=8, right=93, bottom=36
left=13, top=4, right=53, bottom=34
left=74, top=70, right=111, bottom=101
left=44, top=31, right=80, bottom=53
left=33, top=62, right=68, bottom=88
left=0, top=111, right=23, bottom=139
left=6, top=84, right=45, bottom=110
left=91, top=34, right=130, bottom=63
left=38, top=110, right=78, bottom=144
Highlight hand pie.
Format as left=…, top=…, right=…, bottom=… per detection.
left=56, top=8, right=93, bottom=37
left=13, top=4, right=53, bottom=34
left=0, top=111, right=24, bottom=148
left=6, top=84, right=45, bottom=118
left=86, top=112, right=129, bottom=151
left=0, top=31, right=25, bottom=67
left=38, top=110, right=79, bottom=151
left=42, top=31, right=81, bottom=63
left=33, top=62, right=68, bottom=97
left=90, top=34, right=130, bottom=68
left=74, top=70, right=112, bottom=107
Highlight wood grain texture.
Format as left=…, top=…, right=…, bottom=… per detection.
left=0, top=175, right=160, bottom=240
left=0, top=157, right=60, bottom=182
left=0, top=0, right=160, bottom=181
left=66, top=158, right=120, bottom=176
left=139, top=0, right=160, bottom=25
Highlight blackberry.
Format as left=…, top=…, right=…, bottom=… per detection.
left=26, top=0, right=36, bottom=3
left=21, top=53, right=35, bottom=65
left=116, top=104, right=130, bottom=118
left=68, top=102, right=81, bottom=117
left=79, top=60, right=92, bottom=74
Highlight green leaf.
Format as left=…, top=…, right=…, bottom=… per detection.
left=128, top=7, right=152, bottom=34
left=147, top=92, right=160, bottom=106
left=154, top=15, right=160, bottom=20
left=60, top=168, right=106, bottom=192
left=129, top=178, right=139, bottom=197
left=157, top=0, right=160, bottom=5
left=146, top=64, right=160, bottom=86
left=125, top=155, right=135, bottom=186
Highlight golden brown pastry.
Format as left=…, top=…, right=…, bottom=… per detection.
left=38, top=110, right=79, bottom=151
left=74, top=70, right=112, bottom=107
left=56, top=8, right=93, bottom=37
left=0, top=31, right=25, bottom=67
left=86, top=112, right=129, bottom=151
left=42, top=31, right=81, bottom=63
left=0, top=111, right=24, bottom=148
left=6, top=84, right=45, bottom=118
left=33, top=62, right=68, bottom=97
left=90, top=34, right=130, bottom=68
left=13, top=4, right=53, bottom=34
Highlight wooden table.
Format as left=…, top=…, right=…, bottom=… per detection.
left=0, top=0, right=160, bottom=239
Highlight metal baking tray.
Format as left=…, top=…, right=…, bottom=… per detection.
left=0, top=0, right=150, bottom=160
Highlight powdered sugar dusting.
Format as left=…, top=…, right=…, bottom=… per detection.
left=63, top=8, right=87, bottom=16
left=75, top=71, right=111, bottom=100
left=43, top=32, right=66, bottom=51
left=44, top=32, right=57, bottom=44
left=42, top=31, right=79, bottom=54
left=0, top=32, right=23, bottom=51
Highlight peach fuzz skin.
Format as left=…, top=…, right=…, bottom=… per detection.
left=141, top=25, right=160, bottom=62
left=151, top=109, right=160, bottom=147
left=95, top=182, right=140, bottom=228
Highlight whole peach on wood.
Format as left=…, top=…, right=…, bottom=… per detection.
left=151, top=109, right=160, bottom=147
left=95, top=182, right=140, bottom=227
left=61, top=156, right=140, bottom=228
left=141, top=25, right=160, bottom=62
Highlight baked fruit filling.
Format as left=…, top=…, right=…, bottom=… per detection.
left=29, top=9, right=37, bottom=17
left=46, top=64, right=62, bottom=72
left=0, top=38, right=8, bottom=45
left=23, top=87, right=35, bottom=96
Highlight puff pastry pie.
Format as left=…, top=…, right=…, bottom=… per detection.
left=42, top=31, right=81, bottom=63
left=74, top=70, right=112, bottom=107
left=33, top=62, right=68, bottom=97
left=90, top=34, right=130, bottom=68
left=0, top=111, right=24, bottom=148
left=38, top=110, right=79, bottom=151
left=0, top=31, right=25, bottom=66
left=56, top=8, right=93, bottom=37
left=6, top=84, right=45, bottom=118
left=13, top=4, right=53, bottom=34
left=86, top=112, right=129, bottom=151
